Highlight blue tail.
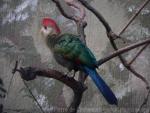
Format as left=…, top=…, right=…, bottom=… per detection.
left=83, top=66, right=118, bottom=105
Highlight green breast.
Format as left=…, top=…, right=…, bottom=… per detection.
left=53, top=33, right=97, bottom=68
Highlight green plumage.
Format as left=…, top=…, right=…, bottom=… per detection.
left=50, top=33, right=97, bottom=68
left=46, top=33, right=118, bottom=105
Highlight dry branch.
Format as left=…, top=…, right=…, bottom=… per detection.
left=128, top=43, right=149, bottom=65
left=13, top=66, right=86, bottom=93
left=52, top=0, right=76, bottom=21
left=23, top=80, right=45, bottom=113
left=78, top=0, right=112, bottom=33
left=97, top=38, right=150, bottom=66
left=13, top=65, right=87, bottom=113
left=65, top=0, right=86, bottom=21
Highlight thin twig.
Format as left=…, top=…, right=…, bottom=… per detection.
left=7, top=61, right=18, bottom=95
left=7, top=74, right=15, bottom=95
left=137, top=89, right=150, bottom=113
left=23, top=80, right=46, bottom=113
left=11, top=61, right=46, bottom=113
left=119, top=0, right=150, bottom=36
left=128, top=43, right=149, bottom=65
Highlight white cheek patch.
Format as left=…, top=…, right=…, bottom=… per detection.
left=41, top=27, right=53, bottom=37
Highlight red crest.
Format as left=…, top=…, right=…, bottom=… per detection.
left=42, top=17, right=61, bottom=33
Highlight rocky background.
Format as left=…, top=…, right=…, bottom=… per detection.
left=0, top=0, right=150, bottom=113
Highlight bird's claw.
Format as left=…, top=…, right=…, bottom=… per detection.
left=63, top=74, right=75, bottom=80
left=63, top=70, right=77, bottom=80
left=68, top=76, right=75, bottom=79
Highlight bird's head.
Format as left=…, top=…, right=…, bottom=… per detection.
left=40, top=17, right=61, bottom=38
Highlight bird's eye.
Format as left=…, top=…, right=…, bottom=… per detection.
left=44, top=26, right=47, bottom=29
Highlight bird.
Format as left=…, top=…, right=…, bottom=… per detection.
left=40, top=17, right=118, bottom=105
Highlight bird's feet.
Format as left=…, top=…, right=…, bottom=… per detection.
left=64, top=70, right=77, bottom=79
left=71, top=71, right=76, bottom=78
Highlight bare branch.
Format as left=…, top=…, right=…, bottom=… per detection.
left=78, top=0, right=112, bottom=33
left=65, top=0, right=86, bottom=21
left=14, top=66, right=87, bottom=113
left=97, top=38, right=150, bottom=66
left=128, top=43, right=149, bottom=65
left=118, top=0, right=150, bottom=35
left=18, top=67, right=86, bottom=92
left=137, top=89, right=150, bottom=113
left=52, top=0, right=86, bottom=22
left=52, top=0, right=76, bottom=21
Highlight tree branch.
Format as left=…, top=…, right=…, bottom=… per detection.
left=128, top=43, right=149, bottom=65
left=13, top=64, right=87, bottom=113
left=137, top=89, right=150, bottom=113
left=15, top=67, right=86, bottom=92
left=52, top=0, right=76, bottom=21
left=65, top=0, right=86, bottom=21
left=97, top=38, right=150, bottom=66
left=78, top=0, right=112, bottom=33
